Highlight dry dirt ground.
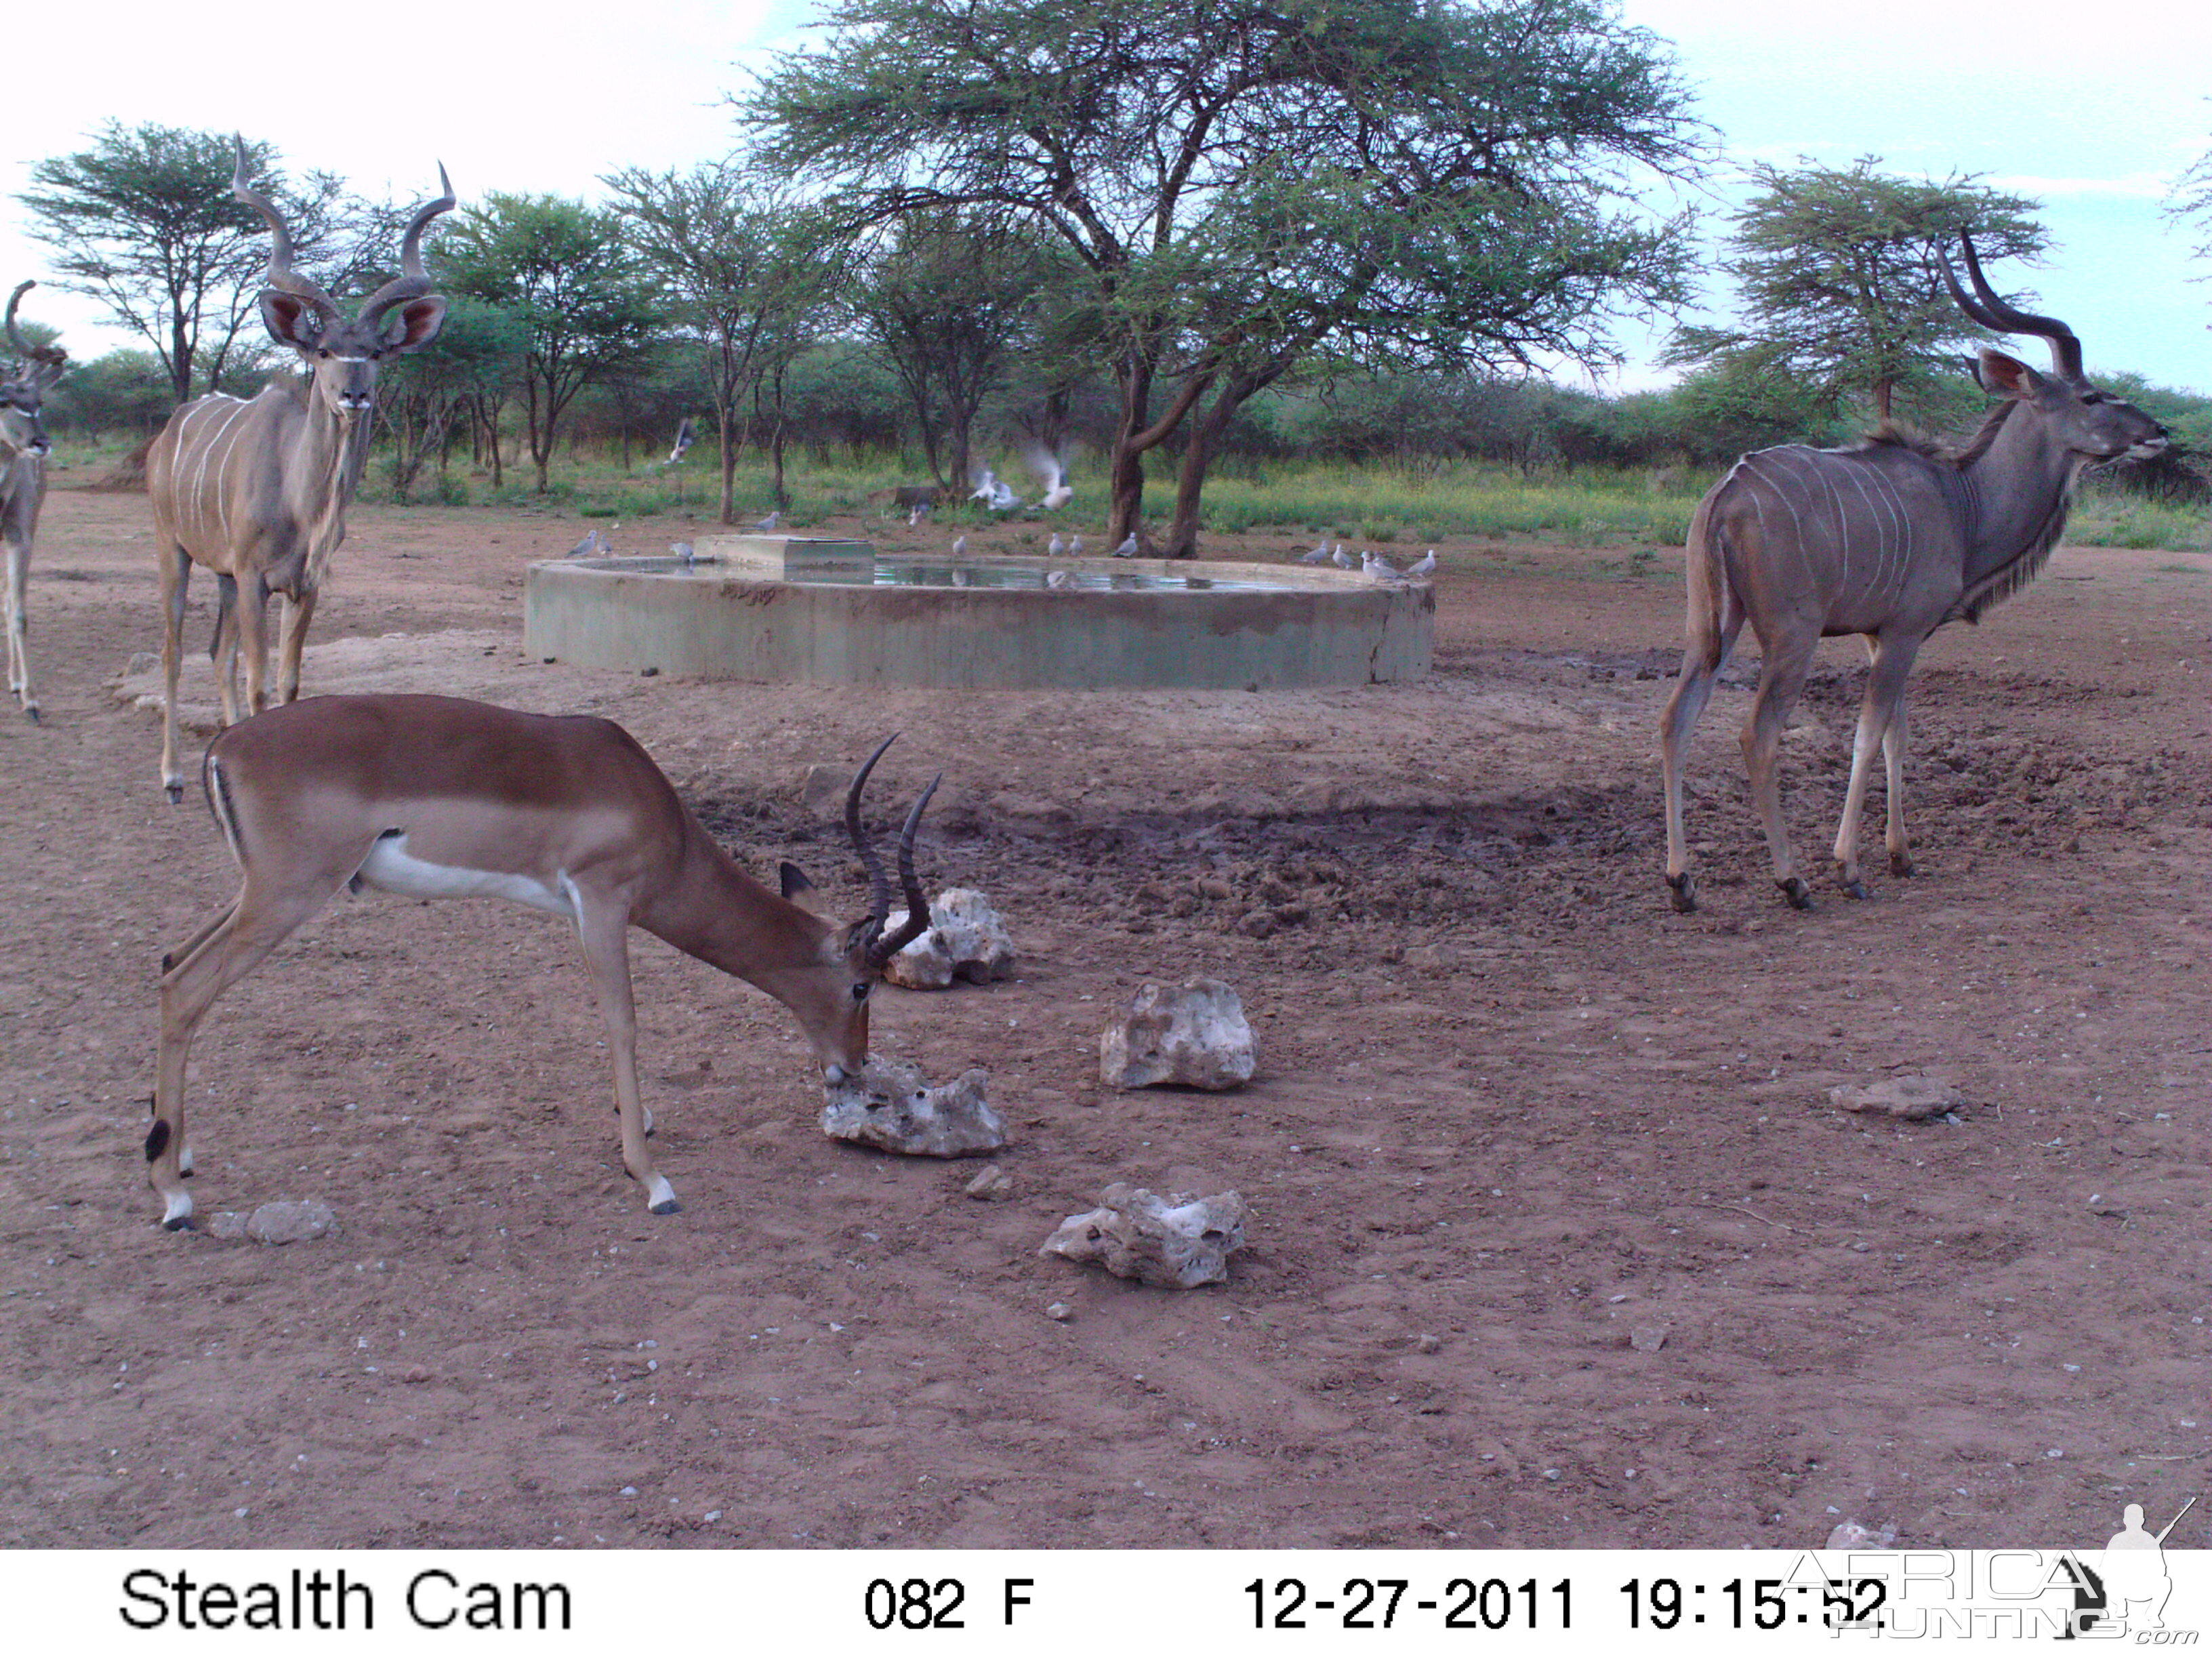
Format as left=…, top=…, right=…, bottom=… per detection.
left=2, top=487, right=2207, bottom=1551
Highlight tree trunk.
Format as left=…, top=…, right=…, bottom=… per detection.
left=718, top=404, right=737, bottom=526
left=1104, top=356, right=1154, bottom=550
left=767, top=365, right=790, bottom=511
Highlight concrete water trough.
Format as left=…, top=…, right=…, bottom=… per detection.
left=523, top=535, right=1431, bottom=690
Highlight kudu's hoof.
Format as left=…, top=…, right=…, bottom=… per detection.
left=1665, top=871, right=1698, bottom=914
left=1837, top=869, right=1872, bottom=901
left=1777, top=876, right=1816, bottom=910
left=1890, top=852, right=1916, bottom=878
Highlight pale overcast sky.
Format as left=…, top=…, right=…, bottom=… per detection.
left=3, top=0, right=2206, bottom=394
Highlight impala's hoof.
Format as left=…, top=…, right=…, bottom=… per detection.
left=1839, top=875, right=1872, bottom=901
left=649, top=1196, right=682, bottom=1216
left=23, top=705, right=39, bottom=724
left=1665, top=871, right=1698, bottom=914
left=1778, top=876, right=1816, bottom=910
left=1890, top=851, right=1916, bottom=878
left=163, top=781, right=184, bottom=805
left=159, top=1193, right=194, bottom=1231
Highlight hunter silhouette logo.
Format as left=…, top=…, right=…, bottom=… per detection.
left=2072, top=1496, right=2197, bottom=1638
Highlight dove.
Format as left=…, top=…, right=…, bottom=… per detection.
left=752, top=509, right=781, bottom=533
left=1367, top=552, right=1407, bottom=582
left=1111, top=533, right=1139, bottom=558
left=1025, top=447, right=1074, bottom=510
left=566, top=529, right=602, bottom=559
left=1406, top=549, right=1437, bottom=579
left=1048, top=532, right=1067, bottom=557
left=951, top=534, right=968, bottom=557
left=1045, top=569, right=1074, bottom=589
left=1297, top=541, right=1332, bottom=565
left=1330, top=546, right=1354, bottom=569
left=670, top=540, right=697, bottom=569
left=1067, top=535, right=1083, bottom=557
left=665, top=417, right=695, bottom=466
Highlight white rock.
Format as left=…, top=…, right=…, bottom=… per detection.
left=208, top=1199, right=337, bottom=1244
left=1041, top=1184, right=1248, bottom=1288
left=963, top=1163, right=1012, bottom=1202
left=883, top=888, right=1016, bottom=989
left=1828, top=1076, right=1961, bottom=1120
left=821, top=1057, right=1006, bottom=1156
left=1100, top=978, right=1256, bottom=1090
left=1825, top=1518, right=1898, bottom=1549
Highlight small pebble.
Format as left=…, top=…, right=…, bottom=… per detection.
left=1416, top=1333, right=1442, bottom=1354
left=1045, top=1302, right=1072, bottom=1322
left=621, top=1484, right=640, bottom=1496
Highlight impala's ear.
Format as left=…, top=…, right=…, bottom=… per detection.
left=779, top=861, right=814, bottom=901
left=1975, top=348, right=2043, bottom=398
left=383, top=295, right=447, bottom=354
left=259, top=290, right=324, bottom=352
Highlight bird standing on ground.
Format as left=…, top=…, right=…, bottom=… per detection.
left=1048, top=532, right=1067, bottom=557
left=1406, top=549, right=1436, bottom=579
left=567, top=529, right=606, bottom=558
left=752, top=509, right=781, bottom=533
left=1067, top=534, right=1083, bottom=557
left=1297, top=541, right=1332, bottom=565
left=1330, top=545, right=1354, bottom=569
left=1111, top=533, right=1139, bottom=558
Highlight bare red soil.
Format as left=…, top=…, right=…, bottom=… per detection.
left=1, top=489, right=2207, bottom=1550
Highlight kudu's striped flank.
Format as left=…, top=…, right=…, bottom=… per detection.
left=1, top=281, right=66, bottom=722
left=148, top=136, right=454, bottom=800
left=1660, top=236, right=2169, bottom=912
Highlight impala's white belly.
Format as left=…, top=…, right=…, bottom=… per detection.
left=356, top=834, right=579, bottom=918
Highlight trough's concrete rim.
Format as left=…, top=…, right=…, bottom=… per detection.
left=538, top=550, right=1408, bottom=595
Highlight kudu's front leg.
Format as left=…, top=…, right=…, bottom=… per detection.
left=275, top=587, right=316, bottom=705
left=1831, top=636, right=1921, bottom=898
left=3, top=537, right=34, bottom=721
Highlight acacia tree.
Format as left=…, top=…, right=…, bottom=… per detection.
left=438, top=193, right=661, bottom=493
left=850, top=212, right=1052, bottom=491
left=603, top=165, right=834, bottom=523
left=749, top=0, right=1701, bottom=554
left=378, top=295, right=527, bottom=499
left=2168, top=127, right=2212, bottom=271
left=1664, top=158, right=2047, bottom=426
left=18, top=122, right=351, bottom=401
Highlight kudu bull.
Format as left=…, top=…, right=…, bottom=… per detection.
left=1660, top=236, right=2169, bottom=912
left=2, top=282, right=67, bottom=722
left=149, top=137, right=453, bottom=800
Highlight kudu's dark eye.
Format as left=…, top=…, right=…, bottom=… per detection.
left=851, top=983, right=870, bottom=1003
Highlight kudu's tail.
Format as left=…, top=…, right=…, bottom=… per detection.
left=1680, top=487, right=1738, bottom=673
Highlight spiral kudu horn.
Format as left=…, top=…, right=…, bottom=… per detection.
left=1940, top=232, right=2085, bottom=384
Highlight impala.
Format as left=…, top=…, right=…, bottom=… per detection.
left=149, top=138, right=454, bottom=800
left=1659, top=235, right=2168, bottom=911
left=149, top=694, right=937, bottom=1229
left=2, top=281, right=66, bottom=721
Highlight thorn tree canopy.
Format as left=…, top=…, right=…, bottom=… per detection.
left=18, top=122, right=350, bottom=402
left=1663, top=157, right=2048, bottom=428
left=745, top=0, right=1704, bottom=555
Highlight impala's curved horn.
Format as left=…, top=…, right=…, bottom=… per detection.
left=356, top=162, right=456, bottom=328
left=844, top=734, right=899, bottom=944
left=1940, top=232, right=2083, bottom=384
left=867, top=775, right=942, bottom=968
left=231, top=135, right=337, bottom=317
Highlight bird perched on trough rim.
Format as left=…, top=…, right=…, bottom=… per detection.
left=1111, top=533, right=1139, bottom=558
left=950, top=533, right=968, bottom=558
left=1365, top=551, right=1408, bottom=582
left=1067, top=534, right=1083, bottom=557
left=751, top=509, right=781, bottom=533
left=1025, top=446, right=1074, bottom=510
left=1048, top=532, right=1067, bottom=557
left=671, top=541, right=697, bottom=569
left=1330, top=545, right=1355, bottom=569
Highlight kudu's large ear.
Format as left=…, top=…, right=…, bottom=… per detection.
left=1975, top=349, right=2043, bottom=399
left=383, top=296, right=447, bottom=354
left=260, top=290, right=325, bottom=352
